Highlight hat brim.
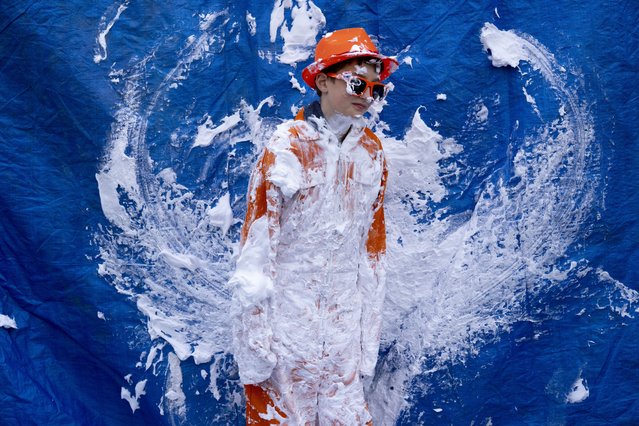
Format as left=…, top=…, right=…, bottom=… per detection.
left=302, top=52, right=399, bottom=90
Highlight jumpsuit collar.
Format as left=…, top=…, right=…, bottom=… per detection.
left=302, top=100, right=365, bottom=144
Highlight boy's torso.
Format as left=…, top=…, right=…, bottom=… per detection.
left=267, top=113, right=385, bottom=273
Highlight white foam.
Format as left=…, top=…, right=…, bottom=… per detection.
left=97, top=91, right=276, bottom=367
left=95, top=81, right=143, bottom=233
left=144, top=342, right=166, bottom=372
left=228, top=215, right=274, bottom=309
left=269, top=0, right=326, bottom=64
left=178, top=11, right=231, bottom=81
left=94, top=1, right=129, bottom=64
left=566, top=377, right=589, bottom=403
left=208, top=356, right=222, bottom=400
left=0, top=314, right=17, bottom=329
left=480, top=23, right=527, bottom=68
left=93, top=12, right=630, bottom=423
left=207, top=192, right=234, bottom=236
left=384, top=107, right=461, bottom=205
left=165, top=353, right=186, bottom=417
left=522, top=86, right=541, bottom=117
left=596, top=268, right=639, bottom=317
left=267, top=131, right=305, bottom=198
left=475, top=102, right=489, bottom=123
left=246, top=12, right=257, bottom=36
left=288, top=71, right=307, bottom=94
left=199, top=12, right=220, bottom=31
left=368, top=23, right=604, bottom=424
left=95, top=8, right=275, bottom=379
left=354, top=64, right=369, bottom=76
left=121, top=379, right=147, bottom=413
left=193, top=112, right=242, bottom=148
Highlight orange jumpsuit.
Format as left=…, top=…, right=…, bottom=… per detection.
left=229, top=105, right=387, bottom=425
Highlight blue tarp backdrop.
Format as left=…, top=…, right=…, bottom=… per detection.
left=1, top=1, right=638, bottom=424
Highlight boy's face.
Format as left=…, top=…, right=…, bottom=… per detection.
left=316, top=60, right=382, bottom=118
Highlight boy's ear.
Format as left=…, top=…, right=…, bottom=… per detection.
left=315, top=73, right=329, bottom=94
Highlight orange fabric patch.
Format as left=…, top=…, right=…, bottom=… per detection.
left=240, top=149, right=275, bottom=246
left=245, top=384, right=285, bottom=425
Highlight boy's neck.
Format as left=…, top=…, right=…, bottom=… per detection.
left=325, top=113, right=352, bottom=143
left=319, top=102, right=354, bottom=143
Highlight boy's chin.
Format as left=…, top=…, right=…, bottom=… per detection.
left=346, top=108, right=369, bottom=118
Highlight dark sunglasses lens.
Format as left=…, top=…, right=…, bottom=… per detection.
left=372, top=84, right=386, bottom=100
left=350, top=77, right=366, bottom=95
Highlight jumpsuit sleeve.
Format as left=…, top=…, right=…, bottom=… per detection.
left=358, top=152, right=388, bottom=377
left=229, top=148, right=282, bottom=385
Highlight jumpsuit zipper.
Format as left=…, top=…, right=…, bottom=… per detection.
left=321, top=135, right=346, bottom=359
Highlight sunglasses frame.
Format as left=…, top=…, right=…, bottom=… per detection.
left=325, top=71, right=388, bottom=101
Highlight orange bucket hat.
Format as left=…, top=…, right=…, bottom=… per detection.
left=302, top=28, right=399, bottom=90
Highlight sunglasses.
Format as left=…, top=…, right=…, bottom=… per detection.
left=326, top=71, right=388, bottom=101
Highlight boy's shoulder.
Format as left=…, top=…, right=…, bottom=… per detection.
left=265, top=119, right=320, bottom=168
left=272, top=117, right=320, bottom=144
left=363, top=127, right=382, bottom=148
left=357, top=127, right=385, bottom=159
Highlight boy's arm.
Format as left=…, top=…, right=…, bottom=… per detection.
left=230, top=148, right=282, bottom=385
left=358, top=154, right=388, bottom=377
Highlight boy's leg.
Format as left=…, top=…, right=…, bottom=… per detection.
left=245, top=360, right=321, bottom=425
left=316, top=342, right=372, bottom=425
left=316, top=376, right=372, bottom=425
left=245, top=384, right=285, bottom=425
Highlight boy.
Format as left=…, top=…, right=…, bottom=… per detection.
left=229, top=28, right=398, bottom=425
